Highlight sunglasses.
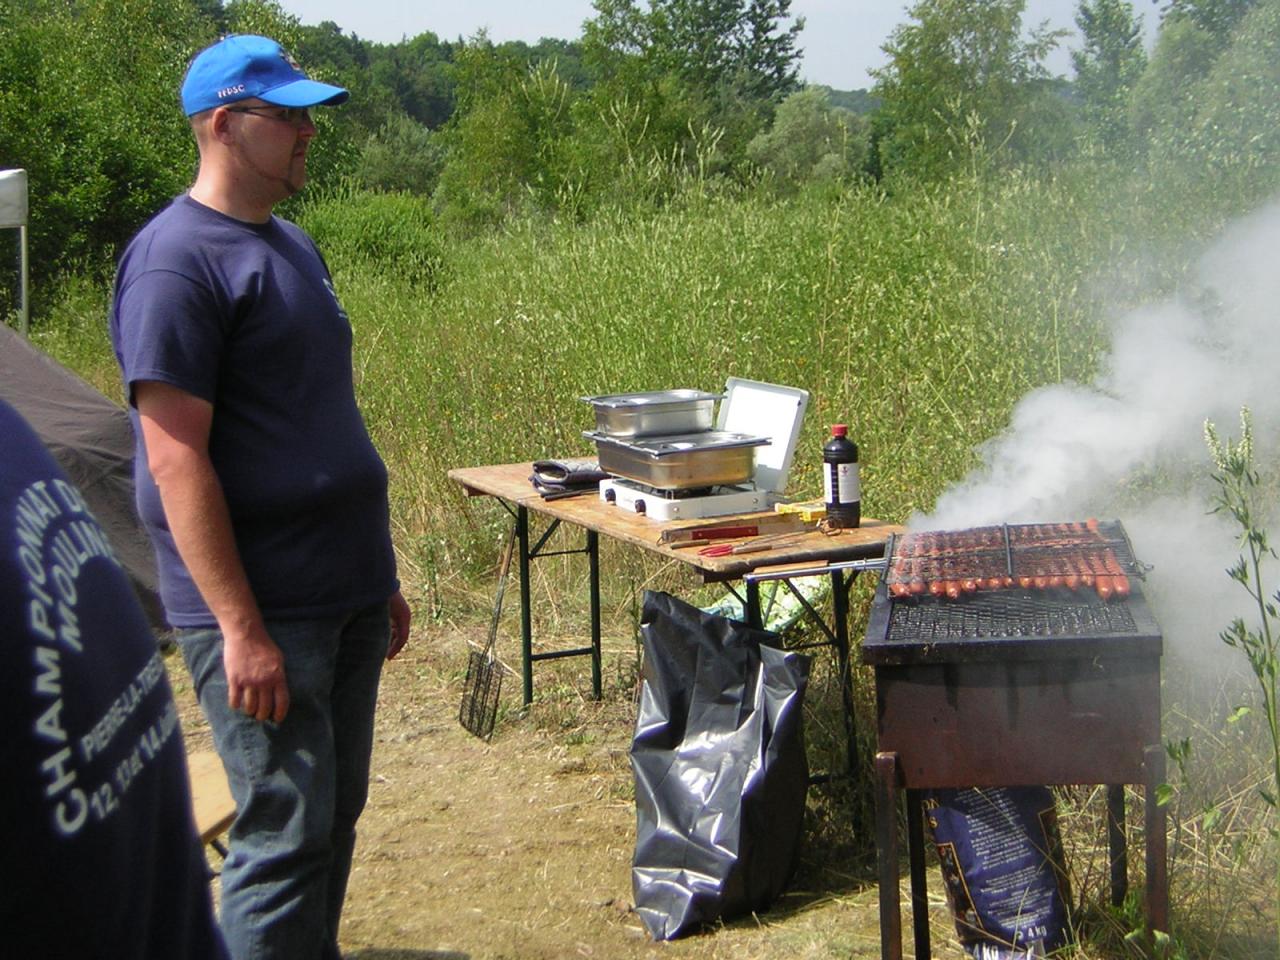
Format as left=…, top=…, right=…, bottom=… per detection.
left=226, top=105, right=313, bottom=126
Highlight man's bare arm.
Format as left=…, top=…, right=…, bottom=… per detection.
left=135, top=380, right=289, bottom=723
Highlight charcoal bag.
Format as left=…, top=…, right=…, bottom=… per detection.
left=630, top=590, right=811, bottom=940
left=925, top=786, right=1073, bottom=958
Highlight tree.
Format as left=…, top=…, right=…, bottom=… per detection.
left=583, top=0, right=803, bottom=106
left=1160, top=0, right=1257, bottom=47
left=1071, top=0, right=1147, bottom=152
left=433, top=38, right=579, bottom=226
left=1127, top=12, right=1219, bottom=141
left=578, top=0, right=805, bottom=180
left=870, top=0, right=1066, bottom=180
left=0, top=0, right=215, bottom=297
left=746, top=87, right=869, bottom=188
left=1138, top=0, right=1280, bottom=201
left=368, top=32, right=458, bottom=129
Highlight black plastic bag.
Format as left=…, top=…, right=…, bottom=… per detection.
left=630, top=590, right=811, bottom=940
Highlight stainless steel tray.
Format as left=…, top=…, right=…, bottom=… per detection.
left=584, top=430, right=769, bottom=489
left=581, top=389, right=721, bottom=438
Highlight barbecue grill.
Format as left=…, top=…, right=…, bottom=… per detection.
left=863, top=520, right=1167, bottom=960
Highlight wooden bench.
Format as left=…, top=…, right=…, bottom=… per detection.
left=187, top=750, right=236, bottom=855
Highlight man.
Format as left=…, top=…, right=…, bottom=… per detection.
left=0, top=398, right=228, bottom=959
left=109, top=34, right=411, bottom=960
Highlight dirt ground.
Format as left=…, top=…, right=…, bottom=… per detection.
left=171, top=621, right=971, bottom=960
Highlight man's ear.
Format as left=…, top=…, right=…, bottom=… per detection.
left=208, top=107, right=236, bottom=144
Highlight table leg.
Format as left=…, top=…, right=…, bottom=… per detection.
left=876, top=751, right=903, bottom=960
left=830, top=570, right=859, bottom=780
left=517, top=506, right=534, bottom=705
left=1106, top=784, right=1128, bottom=908
left=1145, top=744, right=1169, bottom=934
left=587, top=529, right=602, bottom=700
left=745, top=578, right=763, bottom=630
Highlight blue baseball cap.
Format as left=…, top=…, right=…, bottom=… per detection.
left=181, top=34, right=349, bottom=117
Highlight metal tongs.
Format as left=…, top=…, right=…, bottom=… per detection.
left=745, top=555, right=889, bottom=584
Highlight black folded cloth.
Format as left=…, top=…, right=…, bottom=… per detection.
left=529, top=458, right=610, bottom=499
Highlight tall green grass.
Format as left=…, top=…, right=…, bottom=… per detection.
left=301, top=169, right=1159, bottom=575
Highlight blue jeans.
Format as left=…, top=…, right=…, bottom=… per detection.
left=178, top=603, right=390, bottom=960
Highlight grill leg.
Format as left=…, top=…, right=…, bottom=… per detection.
left=907, top=788, right=931, bottom=960
left=1106, top=784, right=1128, bottom=908
left=875, top=751, right=903, bottom=960
left=1145, top=744, right=1169, bottom=933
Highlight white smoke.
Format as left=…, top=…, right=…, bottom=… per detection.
left=910, top=198, right=1280, bottom=676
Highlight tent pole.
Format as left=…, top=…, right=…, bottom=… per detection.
left=19, top=223, right=28, bottom=335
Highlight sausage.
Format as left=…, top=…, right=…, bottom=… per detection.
left=1103, top=548, right=1131, bottom=598
left=1085, top=552, right=1114, bottom=599
left=1074, top=552, right=1094, bottom=588
left=1047, top=556, right=1064, bottom=589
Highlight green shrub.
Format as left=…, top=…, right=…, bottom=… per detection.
left=297, top=188, right=448, bottom=290
left=357, top=114, right=447, bottom=196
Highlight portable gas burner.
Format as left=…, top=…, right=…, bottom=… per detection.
left=598, top=477, right=773, bottom=521
left=585, top=378, right=809, bottom=521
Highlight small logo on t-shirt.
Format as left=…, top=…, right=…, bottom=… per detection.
left=323, top=278, right=349, bottom=323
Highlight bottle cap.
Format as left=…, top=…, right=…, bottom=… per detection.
left=831, top=424, right=847, bottom=437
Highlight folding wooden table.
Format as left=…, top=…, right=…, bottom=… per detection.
left=448, top=462, right=900, bottom=720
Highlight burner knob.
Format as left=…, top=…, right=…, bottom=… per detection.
left=603, top=487, right=616, bottom=504
left=635, top=499, right=646, bottom=514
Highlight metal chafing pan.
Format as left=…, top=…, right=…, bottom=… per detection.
left=584, top=430, right=770, bottom=489
left=581, top=389, right=721, bottom=438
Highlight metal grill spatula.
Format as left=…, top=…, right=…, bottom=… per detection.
left=458, top=523, right=516, bottom=740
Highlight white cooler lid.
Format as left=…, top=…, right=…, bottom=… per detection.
left=716, top=377, right=809, bottom=495
left=0, top=169, right=27, bottom=228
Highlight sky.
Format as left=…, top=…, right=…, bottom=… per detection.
left=275, top=0, right=1162, bottom=91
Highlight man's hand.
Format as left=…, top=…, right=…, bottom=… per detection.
left=388, top=590, right=411, bottom=660
left=224, top=623, right=290, bottom=723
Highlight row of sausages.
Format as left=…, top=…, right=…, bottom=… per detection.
left=897, top=520, right=1106, bottom=559
left=887, top=547, right=1131, bottom=601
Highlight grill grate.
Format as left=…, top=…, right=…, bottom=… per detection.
left=864, top=519, right=1162, bottom=665
left=885, top=589, right=1138, bottom=641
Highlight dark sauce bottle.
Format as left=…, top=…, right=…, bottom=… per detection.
left=822, top=424, right=860, bottom=528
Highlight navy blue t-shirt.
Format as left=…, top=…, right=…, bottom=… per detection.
left=0, top=399, right=228, bottom=958
left=110, top=196, right=397, bottom=627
